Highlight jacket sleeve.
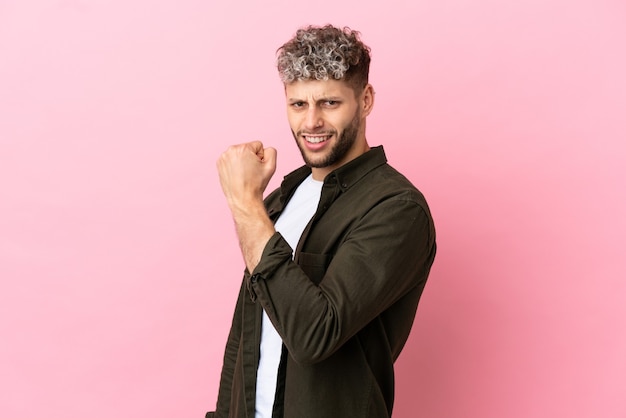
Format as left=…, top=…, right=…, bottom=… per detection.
left=248, top=197, right=436, bottom=365
left=206, top=280, right=246, bottom=417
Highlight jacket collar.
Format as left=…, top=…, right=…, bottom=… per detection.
left=278, top=146, right=388, bottom=206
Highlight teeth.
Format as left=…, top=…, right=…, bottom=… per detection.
left=304, top=135, right=330, bottom=144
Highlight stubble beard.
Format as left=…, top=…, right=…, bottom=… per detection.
left=293, top=109, right=361, bottom=169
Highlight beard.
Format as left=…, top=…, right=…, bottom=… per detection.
left=292, top=109, right=361, bottom=169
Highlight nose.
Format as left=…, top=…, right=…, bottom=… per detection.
left=303, top=106, right=323, bottom=131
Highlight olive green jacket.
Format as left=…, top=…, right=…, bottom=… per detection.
left=207, top=146, right=436, bottom=418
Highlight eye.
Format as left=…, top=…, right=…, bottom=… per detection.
left=323, top=100, right=340, bottom=108
left=290, top=101, right=306, bottom=109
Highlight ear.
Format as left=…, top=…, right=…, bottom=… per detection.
left=360, top=84, right=375, bottom=117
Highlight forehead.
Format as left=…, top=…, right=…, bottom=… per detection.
left=284, top=79, right=356, bottom=100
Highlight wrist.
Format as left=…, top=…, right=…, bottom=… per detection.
left=228, top=198, right=275, bottom=272
left=228, top=195, right=266, bottom=220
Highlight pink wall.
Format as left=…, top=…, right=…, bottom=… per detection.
left=1, top=0, right=624, bottom=417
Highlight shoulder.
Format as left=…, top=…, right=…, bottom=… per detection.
left=362, top=162, right=430, bottom=210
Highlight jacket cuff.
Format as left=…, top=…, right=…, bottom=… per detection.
left=245, top=232, right=293, bottom=301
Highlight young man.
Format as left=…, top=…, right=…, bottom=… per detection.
left=208, top=25, right=436, bottom=418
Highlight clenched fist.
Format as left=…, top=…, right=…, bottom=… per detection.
left=217, top=141, right=277, bottom=207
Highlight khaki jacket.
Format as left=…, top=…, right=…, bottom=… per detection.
left=207, top=146, right=436, bottom=417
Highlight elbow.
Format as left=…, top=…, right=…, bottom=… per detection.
left=282, top=302, right=344, bottom=365
left=284, top=325, right=343, bottom=366
left=287, top=345, right=332, bottom=366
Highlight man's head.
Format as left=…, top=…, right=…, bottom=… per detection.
left=277, top=25, right=371, bottom=95
left=277, top=25, right=375, bottom=180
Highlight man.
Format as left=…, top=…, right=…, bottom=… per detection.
left=207, top=25, right=436, bottom=418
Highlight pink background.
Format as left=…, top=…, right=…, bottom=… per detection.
left=1, top=0, right=625, bottom=417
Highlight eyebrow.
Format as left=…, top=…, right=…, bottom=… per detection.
left=287, top=96, right=343, bottom=103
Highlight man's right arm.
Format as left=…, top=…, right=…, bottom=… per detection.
left=216, top=141, right=277, bottom=274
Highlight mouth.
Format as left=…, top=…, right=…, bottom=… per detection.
left=303, top=134, right=333, bottom=144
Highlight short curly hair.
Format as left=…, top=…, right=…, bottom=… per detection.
left=277, top=25, right=371, bottom=94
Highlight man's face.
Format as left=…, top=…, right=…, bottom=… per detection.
left=285, top=79, right=370, bottom=179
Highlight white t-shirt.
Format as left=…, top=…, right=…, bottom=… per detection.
left=255, top=174, right=323, bottom=418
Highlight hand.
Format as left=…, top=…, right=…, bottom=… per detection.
left=217, top=141, right=277, bottom=208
